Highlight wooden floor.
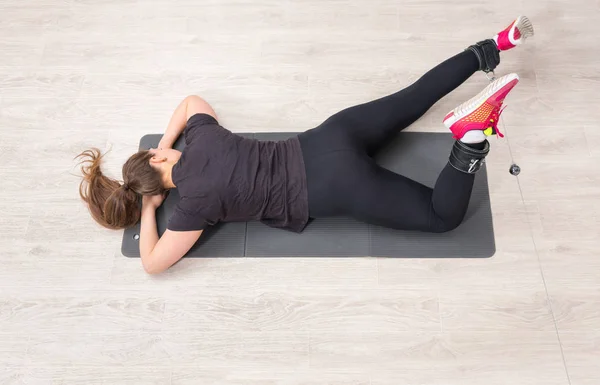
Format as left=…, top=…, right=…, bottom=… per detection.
left=1, top=0, right=598, bottom=384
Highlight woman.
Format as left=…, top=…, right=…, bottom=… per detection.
left=78, top=16, right=534, bottom=274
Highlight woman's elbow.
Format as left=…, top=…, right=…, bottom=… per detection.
left=184, top=95, right=218, bottom=120
left=143, top=265, right=162, bottom=275
left=184, top=94, right=201, bottom=103
left=141, top=257, right=166, bottom=275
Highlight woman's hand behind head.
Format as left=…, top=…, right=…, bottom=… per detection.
left=142, top=191, right=169, bottom=210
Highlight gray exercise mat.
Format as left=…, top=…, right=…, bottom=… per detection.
left=121, top=132, right=495, bottom=258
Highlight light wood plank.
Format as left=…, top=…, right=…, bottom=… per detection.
left=0, top=37, right=44, bottom=70
left=0, top=368, right=29, bottom=385
left=369, top=368, right=569, bottom=385
left=536, top=239, right=600, bottom=287
left=550, top=286, right=600, bottom=332
left=0, top=69, right=85, bottom=99
left=0, top=202, right=32, bottom=243
left=439, top=288, right=555, bottom=331
left=560, top=332, right=600, bottom=385
left=525, top=199, right=600, bottom=242
left=171, top=369, right=369, bottom=385
left=26, top=332, right=169, bottom=367
left=0, top=334, right=30, bottom=367
left=0, top=241, right=113, bottom=293
left=53, top=3, right=153, bottom=36
left=0, top=1, right=67, bottom=40
left=162, top=331, right=309, bottom=369
left=40, top=30, right=262, bottom=72
left=309, top=331, right=565, bottom=373
left=162, top=287, right=440, bottom=333
left=584, top=125, right=600, bottom=157
left=0, top=292, right=165, bottom=334
left=22, top=367, right=171, bottom=385
left=516, top=157, right=600, bottom=201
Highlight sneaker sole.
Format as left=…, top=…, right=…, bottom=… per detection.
left=511, top=15, right=535, bottom=45
left=444, top=73, right=520, bottom=129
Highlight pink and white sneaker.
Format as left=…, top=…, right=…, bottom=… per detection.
left=494, top=16, right=535, bottom=51
left=443, top=73, right=520, bottom=140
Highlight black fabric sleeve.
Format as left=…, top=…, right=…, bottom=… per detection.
left=167, top=203, right=209, bottom=232
left=183, top=113, right=220, bottom=145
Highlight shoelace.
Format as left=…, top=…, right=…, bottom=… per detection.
left=488, top=104, right=507, bottom=138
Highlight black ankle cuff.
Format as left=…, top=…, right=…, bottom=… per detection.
left=449, top=140, right=490, bottom=174
left=465, top=141, right=487, bottom=150
left=466, top=39, right=500, bottom=73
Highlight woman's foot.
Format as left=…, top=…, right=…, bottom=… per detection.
left=443, top=73, right=520, bottom=143
left=466, top=16, right=534, bottom=72
left=493, top=16, right=535, bottom=51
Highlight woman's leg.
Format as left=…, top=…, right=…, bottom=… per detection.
left=319, top=49, right=479, bottom=155
left=306, top=149, right=480, bottom=232
left=314, top=39, right=501, bottom=156
left=303, top=17, right=535, bottom=229
left=304, top=70, right=519, bottom=231
left=299, top=47, right=495, bottom=223
left=360, top=166, right=476, bottom=233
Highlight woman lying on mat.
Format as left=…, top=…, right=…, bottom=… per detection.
left=78, top=16, right=533, bottom=274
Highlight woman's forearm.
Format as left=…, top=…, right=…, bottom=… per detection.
left=159, top=97, right=190, bottom=149
left=139, top=205, right=159, bottom=261
left=159, top=95, right=218, bottom=149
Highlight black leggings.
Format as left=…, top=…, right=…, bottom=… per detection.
left=298, top=50, right=482, bottom=233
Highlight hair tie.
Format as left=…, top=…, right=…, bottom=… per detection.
left=123, top=183, right=130, bottom=191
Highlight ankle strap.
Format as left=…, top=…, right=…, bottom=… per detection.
left=449, top=140, right=490, bottom=174
left=467, top=39, right=500, bottom=73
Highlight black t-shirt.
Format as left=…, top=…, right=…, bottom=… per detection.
left=167, top=113, right=309, bottom=233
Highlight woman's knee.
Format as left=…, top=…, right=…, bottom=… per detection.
left=429, top=215, right=463, bottom=233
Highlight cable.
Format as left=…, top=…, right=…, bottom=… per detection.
left=486, top=71, right=521, bottom=176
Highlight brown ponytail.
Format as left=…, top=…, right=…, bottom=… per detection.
left=76, top=148, right=164, bottom=230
